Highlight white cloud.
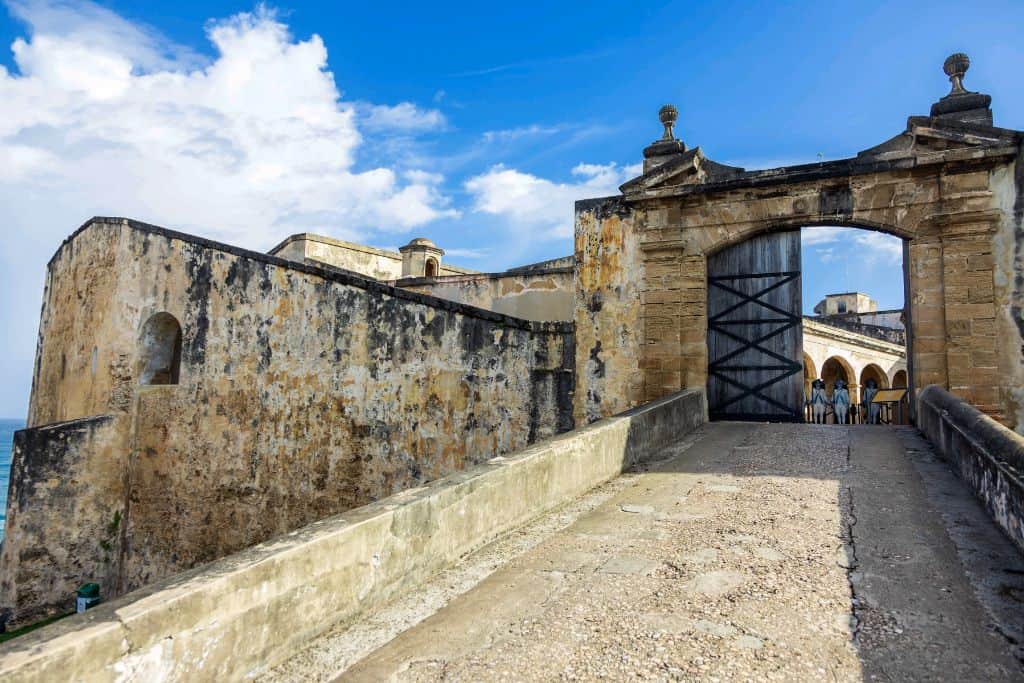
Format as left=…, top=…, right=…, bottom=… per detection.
left=6, top=0, right=206, bottom=72
left=359, top=102, right=446, bottom=133
left=481, top=125, right=562, bottom=144
left=0, top=0, right=461, bottom=416
left=0, top=1, right=640, bottom=416
left=464, top=162, right=639, bottom=239
left=802, top=226, right=849, bottom=245
left=853, top=230, right=903, bottom=264
left=404, top=169, right=445, bottom=185
left=804, top=227, right=903, bottom=266
left=0, top=1, right=457, bottom=249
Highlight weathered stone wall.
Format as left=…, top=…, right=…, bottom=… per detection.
left=0, top=416, right=130, bottom=628
left=1, top=218, right=574, bottom=627
left=0, top=389, right=704, bottom=682
left=396, top=268, right=574, bottom=323
left=573, top=198, right=648, bottom=424
left=269, top=234, right=475, bottom=280
left=994, top=147, right=1024, bottom=430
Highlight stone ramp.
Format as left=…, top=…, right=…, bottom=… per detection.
left=267, top=423, right=1024, bottom=682
left=849, top=427, right=1023, bottom=679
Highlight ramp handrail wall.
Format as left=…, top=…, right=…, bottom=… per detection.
left=918, top=384, right=1024, bottom=552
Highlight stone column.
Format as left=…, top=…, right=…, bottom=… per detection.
left=907, top=238, right=949, bottom=391
left=941, top=233, right=1002, bottom=419
left=640, top=247, right=686, bottom=402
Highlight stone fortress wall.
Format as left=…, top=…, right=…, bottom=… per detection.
left=0, top=218, right=574, bottom=628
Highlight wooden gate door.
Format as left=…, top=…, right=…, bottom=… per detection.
left=706, top=230, right=804, bottom=421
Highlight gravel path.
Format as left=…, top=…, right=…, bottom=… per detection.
left=264, top=423, right=1024, bottom=682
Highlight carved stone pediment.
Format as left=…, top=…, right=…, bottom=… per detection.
left=856, top=118, right=1017, bottom=162
left=619, top=147, right=745, bottom=194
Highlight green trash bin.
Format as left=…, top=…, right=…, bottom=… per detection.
left=76, top=583, right=100, bottom=613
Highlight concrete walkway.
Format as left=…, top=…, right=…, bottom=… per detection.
left=266, top=424, right=1024, bottom=682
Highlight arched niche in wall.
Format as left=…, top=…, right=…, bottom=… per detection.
left=425, top=258, right=438, bottom=278
left=138, top=312, right=182, bottom=385
left=891, top=369, right=908, bottom=388
left=860, top=363, right=890, bottom=390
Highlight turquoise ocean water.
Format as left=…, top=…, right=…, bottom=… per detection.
left=0, top=419, right=21, bottom=542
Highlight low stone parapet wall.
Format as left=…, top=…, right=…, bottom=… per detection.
left=0, top=388, right=704, bottom=682
left=918, top=384, right=1024, bottom=552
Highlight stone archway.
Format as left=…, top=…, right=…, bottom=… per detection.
left=803, top=353, right=817, bottom=399
left=821, top=356, right=854, bottom=395
left=574, top=54, right=1022, bottom=430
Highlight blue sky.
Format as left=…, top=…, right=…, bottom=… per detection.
left=0, top=0, right=1021, bottom=417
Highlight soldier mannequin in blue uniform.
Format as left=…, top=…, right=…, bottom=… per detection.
left=863, top=378, right=881, bottom=424
left=833, top=379, right=851, bottom=425
left=809, top=378, right=827, bottom=424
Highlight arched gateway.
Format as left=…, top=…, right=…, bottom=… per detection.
left=574, top=54, right=1024, bottom=430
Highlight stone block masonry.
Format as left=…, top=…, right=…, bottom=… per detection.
left=0, top=217, right=575, bottom=629
left=0, top=389, right=704, bottom=682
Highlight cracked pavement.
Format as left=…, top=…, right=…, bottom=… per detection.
left=266, top=423, right=1024, bottom=682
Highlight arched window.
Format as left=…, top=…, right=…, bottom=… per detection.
left=138, top=312, right=182, bottom=385
left=424, top=258, right=438, bottom=278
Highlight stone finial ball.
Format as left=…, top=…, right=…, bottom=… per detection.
left=943, top=52, right=970, bottom=78
left=658, top=104, right=678, bottom=126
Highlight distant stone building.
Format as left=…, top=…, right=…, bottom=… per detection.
left=269, top=235, right=577, bottom=323
left=813, top=292, right=905, bottom=333
left=805, top=293, right=908, bottom=421
left=814, top=292, right=877, bottom=316
left=268, top=233, right=479, bottom=280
